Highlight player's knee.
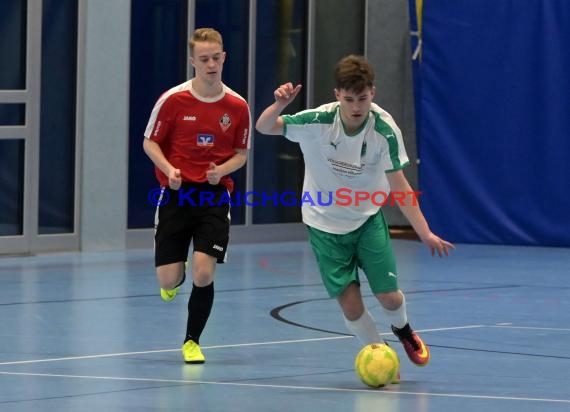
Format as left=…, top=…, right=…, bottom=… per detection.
left=376, top=290, right=403, bottom=310
left=192, top=269, right=214, bottom=287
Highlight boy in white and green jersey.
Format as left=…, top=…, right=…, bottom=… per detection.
left=281, top=100, right=408, bottom=234
left=256, top=55, right=455, bottom=376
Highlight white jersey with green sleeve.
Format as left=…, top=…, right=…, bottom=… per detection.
left=281, top=101, right=409, bottom=234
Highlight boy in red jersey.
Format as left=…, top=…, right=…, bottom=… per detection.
left=143, top=28, right=251, bottom=364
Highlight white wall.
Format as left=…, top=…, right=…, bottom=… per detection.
left=79, top=0, right=131, bottom=250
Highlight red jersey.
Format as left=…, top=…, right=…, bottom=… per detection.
left=144, top=79, right=251, bottom=192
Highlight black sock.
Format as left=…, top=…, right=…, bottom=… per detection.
left=392, top=323, right=412, bottom=337
left=185, top=282, right=214, bottom=344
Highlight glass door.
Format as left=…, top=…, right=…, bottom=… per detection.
left=0, top=0, right=40, bottom=254
left=0, top=0, right=79, bottom=255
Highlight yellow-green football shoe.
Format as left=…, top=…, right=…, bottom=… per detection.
left=159, top=261, right=188, bottom=302
left=160, top=286, right=179, bottom=302
left=182, top=340, right=205, bottom=364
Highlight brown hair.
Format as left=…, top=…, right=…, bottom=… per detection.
left=189, top=28, right=223, bottom=56
left=334, top=55, right=375, bottom=93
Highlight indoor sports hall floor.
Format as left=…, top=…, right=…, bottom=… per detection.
left=0, top=238, right=569, bottom=411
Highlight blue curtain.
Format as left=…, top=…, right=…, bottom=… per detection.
left=39, top=0, right=77, bottom=234
left=415, top=0, right=570, bottom=246
left=128, top=0, right=188, bottom=229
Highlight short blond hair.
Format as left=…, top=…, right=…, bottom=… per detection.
left=189, top=28, right=223, bottom=56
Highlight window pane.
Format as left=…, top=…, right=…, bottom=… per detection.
left=0, top=0, right=27, bottom=89
left=195, top=0, right=249, bottom=225
left=0, top=140, right=25, bottom=235
left=38, top=0, right=78, bottom=234
left=128, top=0, right=188, bottom=229
left=253, top=0, right=307, bottom=224
left=0, top=104, right=25, bottom=125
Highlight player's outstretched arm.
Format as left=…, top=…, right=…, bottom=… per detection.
left=256, top=83, right=302, bottom=135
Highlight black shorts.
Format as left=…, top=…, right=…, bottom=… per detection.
left=154, top=182, right=231, bottom=267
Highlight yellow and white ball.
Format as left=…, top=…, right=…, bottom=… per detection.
left=354, top=343, right=399, bottom=387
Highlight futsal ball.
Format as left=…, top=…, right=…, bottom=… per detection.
left=354, top=343, right=399, bottom=387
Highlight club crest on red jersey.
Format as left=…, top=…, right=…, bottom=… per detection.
left=219, top=113, right=231, bottom=132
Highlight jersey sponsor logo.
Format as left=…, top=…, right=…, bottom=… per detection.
left=153, top=120, right=162, bottom=136
left=219, top=113, right=231, bottom=132
left=183, top=115, right=197, bottom=121
left=197, top=134, right=214, bottom=146
left=241, top=128, right=249, bottom=145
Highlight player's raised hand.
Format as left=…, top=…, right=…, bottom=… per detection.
left=274, top=83, right=302, bottom=106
